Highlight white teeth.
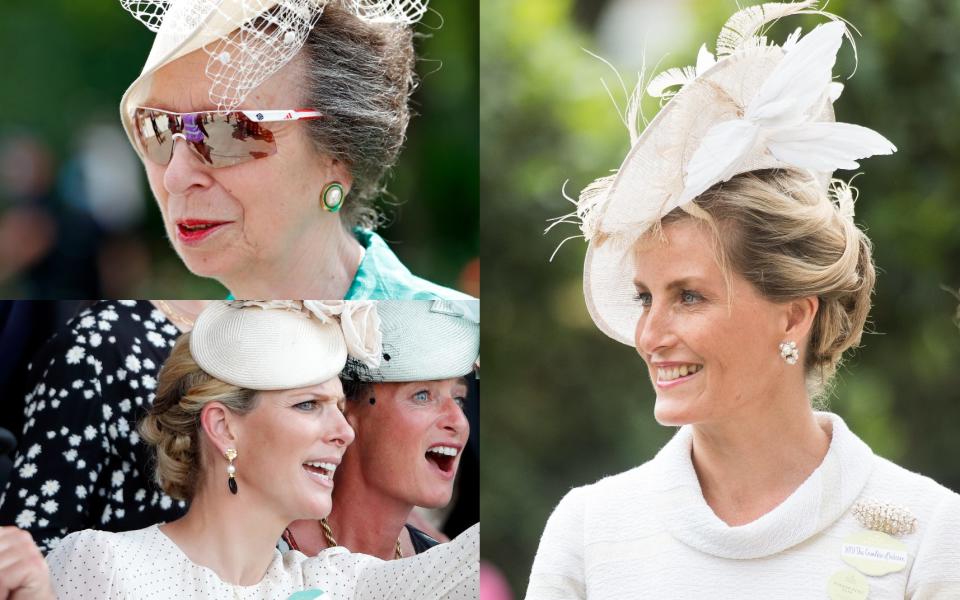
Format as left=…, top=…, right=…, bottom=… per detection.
left=657, top=364, right=702, bottom=382
left=303, top=461, right=337, bottom=480
left=426, top=446, right=458, bottom=457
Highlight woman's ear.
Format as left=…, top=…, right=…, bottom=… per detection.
left=199, top=402, right=239, bottom=456
left=784, top=296, right=819, bottom=342
left=319, top=156, right=354, bottom=196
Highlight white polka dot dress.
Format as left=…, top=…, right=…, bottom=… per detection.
left=46, top=523, right=479, bottom=599
left=0, top=301, right=186, bottom=553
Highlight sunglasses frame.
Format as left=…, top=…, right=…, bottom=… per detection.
left=132, top=107, right=325, bottom=168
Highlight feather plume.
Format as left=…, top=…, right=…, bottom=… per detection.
left=828, top=177, right=857, bottom=221
left=716, top=1, right=819, bottom=56
left=677, top=119, right=761, bottom=205
left=647, top=66, right=698, bottom=98
left=746, top=21, right=846, bottom=126
left=766, top=122, right=896, bottom=171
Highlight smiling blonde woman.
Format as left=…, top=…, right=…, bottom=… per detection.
left=528, top=3, right=960, bottom=599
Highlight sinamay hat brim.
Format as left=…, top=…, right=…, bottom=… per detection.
left=119, top=1, right=279, bottom=151
left=190, top=301, right=347, bottom=390
left=583, top=45, right=837, bottom=346
left=343, top=300, right=479, bottom=383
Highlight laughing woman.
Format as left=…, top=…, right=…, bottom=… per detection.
left=119, top=0, right=470, bottom=300
left=527, top=3, right=960, bottom=599
left=283, top=300, right=479, bottom=559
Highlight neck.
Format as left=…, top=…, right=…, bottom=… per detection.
left=222, top=220, right=363, bottom=299
left=325, top=461, right=413, bottom=560
left=160, top=482, right=288, bottom=586
left=689, top=392, right=830, bottom=526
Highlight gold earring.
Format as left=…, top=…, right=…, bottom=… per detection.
left=321, top=182, right=345, bottom=213
left=225, top=448, right=238, bottom=495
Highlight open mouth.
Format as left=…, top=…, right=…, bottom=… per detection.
left=425, top=446, right=459, bottom=477
left=656, top=364, right=703, bottom=387
left=302, top=461, right=337, bottom=486
left=176, top=220, right=229, bottom=242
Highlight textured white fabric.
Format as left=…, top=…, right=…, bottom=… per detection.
left=47, top=522, right=477, bottom=599
left=526, top=414, right=960, bottom=599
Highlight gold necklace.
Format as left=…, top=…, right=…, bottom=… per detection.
left=155, top=300, right=196, bottom=330
left=283, top=518, right=402, bottom=559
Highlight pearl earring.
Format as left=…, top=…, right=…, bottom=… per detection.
left=321, top=182, right=345, bottom=213
left=779, top=341, right=799, bottom=365
left=225, top=448, right=238, bottom=495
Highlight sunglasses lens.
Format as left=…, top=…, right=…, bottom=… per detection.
left=133, top=109, right=177, bottom=166
left=203, top=113, right=277, bottom=168
left=132, top=109, right=279, bottom=168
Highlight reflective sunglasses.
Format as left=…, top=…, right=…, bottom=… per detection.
left=132, top=107, right=325, bottom=168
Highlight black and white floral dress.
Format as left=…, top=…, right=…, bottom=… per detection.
left=0, top=300, right=187, bottom=553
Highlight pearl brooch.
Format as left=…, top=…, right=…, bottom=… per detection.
left=851, top=498, right=917, bottom=536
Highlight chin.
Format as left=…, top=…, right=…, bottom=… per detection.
left=298, top=498, right=332, bottom=521
left=174, top=247, right=231, bottom=280
left=417, top=488, right=454, bottom=510
left=653, top=396, right=697, bottom=427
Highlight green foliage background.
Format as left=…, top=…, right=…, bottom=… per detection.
left=0, top=0, right=477, bottom=297
left=481, top=0, right=960, bottom=593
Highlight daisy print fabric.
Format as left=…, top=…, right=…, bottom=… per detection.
left=0, top=301, right=186, bottom=554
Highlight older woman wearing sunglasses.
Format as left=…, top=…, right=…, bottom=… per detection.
left=119, top=0, right=470, bottom=300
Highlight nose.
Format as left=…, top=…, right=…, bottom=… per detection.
left=438, top=395, right=470, bottom=437
left=162, top=138, right=214, bottom=196
left=634, top=303, right=675, bottom=359
left=327, top=409, right=356, bottom=448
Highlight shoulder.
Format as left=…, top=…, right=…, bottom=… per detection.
left=864, top=457, right=960, bottom=592
left=47, top=525, right=157, bottom=564
left=558, top=459, right=662, bottom=521
left=351, top=230, right=474, bottom=301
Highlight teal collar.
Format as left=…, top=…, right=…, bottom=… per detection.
left=226, top=229, right=471, bottom=301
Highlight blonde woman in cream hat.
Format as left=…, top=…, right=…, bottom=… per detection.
left=283, top=299, right=479, bottom=559
left=528, top=2, right=960, bottom=599
left=0, top=301, right=477, bottom=598
left=118, top=0, right=471, bottom=300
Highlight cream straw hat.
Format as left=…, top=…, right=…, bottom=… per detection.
left=559, top=1, right=896, bottom=345
left=117, top=0, right=428, bottom=149
left=342, top=300, right=479, bottom=383
left=190, top=300, right=381, bottom=390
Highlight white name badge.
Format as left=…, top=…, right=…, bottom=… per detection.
left=841, top=530, right=909, bottom=576
left=828, top=569, right=869, bottom=600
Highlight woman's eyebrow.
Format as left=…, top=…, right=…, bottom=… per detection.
left=633, top=276, right=709, bottom=290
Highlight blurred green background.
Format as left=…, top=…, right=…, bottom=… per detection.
left=0, top=0, right=478, bottom=298
left=481, top=0, right=960, bottom=596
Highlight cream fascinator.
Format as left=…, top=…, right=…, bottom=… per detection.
left=342, top=300, right=480, bottom=383
left=561, top=1, right=896, bottom=345
left=117, top=0, right=428, bottom=146
left=190, top=300, right=382, bottom=390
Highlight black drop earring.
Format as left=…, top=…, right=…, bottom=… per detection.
left=225, top=448, right=238, bottom=495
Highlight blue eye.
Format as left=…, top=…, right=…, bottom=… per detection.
left=413, top=390, right=430, bottom=402
left=294, top=400, right=317, bottom=411
left=680, top=290, right=703, bottom=304
left=454, top=396, right=466, bottom=410
left=634, top=292, right=652, bottom=307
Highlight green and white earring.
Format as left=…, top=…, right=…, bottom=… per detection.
left=321, top=182, right=345, bottom=213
